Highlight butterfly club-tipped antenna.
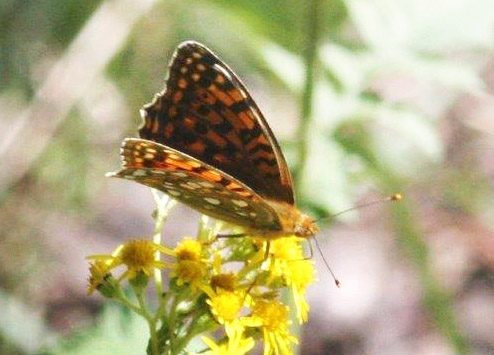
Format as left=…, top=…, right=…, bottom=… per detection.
left=312, top=193, right=403, bottom=288
left=315, top=193, right=403, bottom=224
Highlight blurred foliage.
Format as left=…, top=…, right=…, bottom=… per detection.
left=1, top=0, right=494, bottom=354
left=0, top=0, right=102, bottom=94
left=46, top=306, right=148, bottom=355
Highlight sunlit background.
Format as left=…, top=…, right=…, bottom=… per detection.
left=1, top=0, right=494, bottom=354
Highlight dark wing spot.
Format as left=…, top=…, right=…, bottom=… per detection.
left=194, top=121, right=208, bottom=134
left=230, top=100, right=250, bottom=114
left=239, top=126, right=262, bottom=144
left=253, top=157, right=277, bottom=167
left=213, top=119, right=234, bottom=134
left=199, top=77, right=213, bottom=88
left=248, top=143, right=272, bottom=154
left=197, top=105, right=210, bottom=116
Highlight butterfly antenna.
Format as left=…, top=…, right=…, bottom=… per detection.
left=312, top=193, right=402, bottom=288
left=313, top=236, right=341, bottom=288
left=316, top=193, right=403, bottom=223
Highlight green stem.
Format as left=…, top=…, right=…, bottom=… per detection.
left=114, top=288, right=159, bottom=355
left=168, top=297, right=178, bottom=347
left=294, top=0, right=322, bottom=190
left=291, top=1, right=323, bottom=353
left=156, top=290, right=171, bottom=321
left=173, top=312, right=202, bottom=353
left=115, top=291, right=147, bottom=318
left=136, top=290, right=159, bottom=355
left=388, top=183, right=469, bottom=354
left=168, top=292, right=186, bottom=353
left=152, top=191, right=173, bottom=298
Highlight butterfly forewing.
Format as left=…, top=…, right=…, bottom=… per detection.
left=111, top=138, right=283, bottom=231
left=139, top=41, right=295, bottom=204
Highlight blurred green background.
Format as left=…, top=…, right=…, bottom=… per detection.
left=1, top=0, right=494, bottom=354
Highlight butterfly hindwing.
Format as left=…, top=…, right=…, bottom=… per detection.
left=139, top=41, right=295, bottom=204
left=110, top=138, right=283, bottom=231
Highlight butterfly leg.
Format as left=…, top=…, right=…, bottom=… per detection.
left=216, top=233, right=246, bottom=238
left=264, top=240, right=271, bottom=260
left=201, top=232, right=247, bottom=247
left=286, top=239, right=313, bottom=262
left=303, top=238, right=314, bottom=260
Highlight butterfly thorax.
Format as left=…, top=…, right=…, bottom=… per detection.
left=264, top=200, right=318, bottom=239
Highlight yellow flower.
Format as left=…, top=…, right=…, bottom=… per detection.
left=86, top=260, right=112, bottom=295
left=205, top=288, right=259, bottom=336
left=167, top=239, right=208, bottom=289
left=274, top=237, right=303, bottom=258
left=172, top=259, right=207, bottom=289
left=249, top=300, right=298, bottom=355
left=202, top=327, right=255, bottom=355
left=206, top=289, right=244, bottom=324
left=284, top=259, right=315, bottom=323
left=269, top=237, right=316, bottom=323
left=175, top=239, right=202, bottom=261
left=87, top=239, right=173, bottom=281
left=209, top=252, right=236, bottom=291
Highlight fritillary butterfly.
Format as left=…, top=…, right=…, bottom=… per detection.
left=109, top=41, right=317, bottom=239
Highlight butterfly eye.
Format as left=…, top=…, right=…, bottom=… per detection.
left=294, top=226, right=308, bottom=237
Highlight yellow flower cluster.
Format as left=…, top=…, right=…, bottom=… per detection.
left=87, top=217, right=316, bottom=355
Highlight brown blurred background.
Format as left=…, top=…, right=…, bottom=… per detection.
left=1, top=0, right=494, bottom=354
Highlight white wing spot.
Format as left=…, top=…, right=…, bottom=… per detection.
left=199, top=181, right=215, bottom=188
left=236, top=211, right=248, bottom=217
left=172, top=172, right=188, bottom=178
left=204, top=197, right=221, bottom=205
left=167, top=153, right=182, bottom=160
left=249, top=212, right=257, bottom=217
left=232, top=200, right=248, bottom=208
left=167, top=190, right=181, bottom=197
left=180, top=182, right=200, bottom=190
left=132, top=170, right=148, bottom=177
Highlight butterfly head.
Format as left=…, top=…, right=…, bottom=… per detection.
left=269, top=201, right=318, bottom=238
left=294, top=213, right=318, bottom=238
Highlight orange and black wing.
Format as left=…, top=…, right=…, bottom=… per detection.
left=139, top=41, right=295, bottom=204
left=109, top=138, right=283, bottom=231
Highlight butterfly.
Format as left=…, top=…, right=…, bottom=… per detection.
left=109, top=41, right=318, bottom=239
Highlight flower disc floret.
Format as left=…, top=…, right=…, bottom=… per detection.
left=118, top=239, right=170, bottom=279
left=173, top=259, right=207, bottom=288
left=207, top=289, right=244, bottom=324
left=211, top=272, right=236, bottom=292
left=175, top=239, right=202, bottom=261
